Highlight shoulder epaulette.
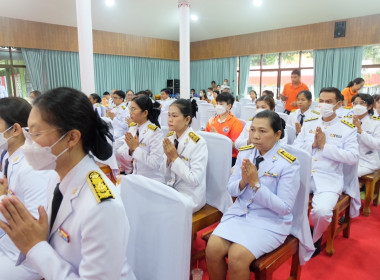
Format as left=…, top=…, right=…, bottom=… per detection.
left=371, top=116, right=380, bottom=121
left=167, top=131, right=175, bottom=137
left=344, top=115, right=353, bottom=118
left=239, top=144, right=255, bottom=151
left=291, top=109, right=297, bottom=113
left=343, top=106, right=351, bottom=110
left=148, top=124, right=158, bottom=131
left=304, top=117, right=319, bottom=122
left=86, top=171, right=115, bottom=203
left=189, top=131, right=200, bottom=143
left=278, top=149, right=296, bottom=164
left=129, top=122, right=137, bottom=127
left=249, top=117, right=253, bottom=121
left=311, top=110, right=320, bottom=115
left=341, top=119, right=356, bottom=128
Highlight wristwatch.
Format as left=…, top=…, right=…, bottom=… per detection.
left=253, top=182, right=261, bottom=192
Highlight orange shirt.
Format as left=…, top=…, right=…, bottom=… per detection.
left=205, top=112, right=244, bottom=158
left=341, top=87, right=357, bottom=108
left=283, top=82, right=309, bottom=111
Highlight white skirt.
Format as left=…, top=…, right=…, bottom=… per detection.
left=212, top=215, right=287, bottom=259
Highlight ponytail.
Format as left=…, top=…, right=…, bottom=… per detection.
left=171, top=99, right=197, bottom=125
left=148, top=102, right=161, bottom=128
left=347, top=77, right=364, bottom=88
left=132, top=94, right=161, bottom=128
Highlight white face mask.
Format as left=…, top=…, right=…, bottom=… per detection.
left=22, top=130, right=69, bottom=170
left=255, top=108, right=266, bottom=115
left=199, top=92, right=204, bottom=97
left=215, top=104, right=227, bottom=115
left=318, top=103, right=336, bottom=118
left=0, top=126, right=14, bottom=150
left=353, top=104, right=368, bottom=116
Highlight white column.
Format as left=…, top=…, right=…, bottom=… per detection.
left=178, top=0, right=190, bottom=99
left=76, top=0, right=95, bottom=95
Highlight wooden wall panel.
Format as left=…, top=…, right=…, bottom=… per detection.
left=0, top=17, right=179, bottom=60
left=190, top=14, right=380, bottom=60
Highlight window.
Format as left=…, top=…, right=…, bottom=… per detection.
left=0, top=47, right=32, bottom=99
left=241, top=51, right=314, bottom=99
left=361, top=45, right=380, bottom=95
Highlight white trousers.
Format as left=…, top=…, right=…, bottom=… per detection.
left=357, top=165, right=375, bottom=177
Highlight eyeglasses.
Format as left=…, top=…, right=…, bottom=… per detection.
left=128, top=106, right=141, bottom=112
left=353, top=101, right=367, bottom=106
left=23, top=127, right=62, bottom=139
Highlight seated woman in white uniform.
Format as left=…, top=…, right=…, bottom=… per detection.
left=89, top=93, right=107, bottom=118
left=235, top=95, right=288, bottom=149
left=345, top=94, right=380, bottom=177
left=0, top=97, right=54, bottom=280
left=161, top=99, right=208, bottom=212
left=116, top=94, right=165, bottom=183
left=0, top=87, right=135, bottom=280
left=206, top=110, right=300, bottom=280
left=287, top=90, right=319, bottom=135
left=248, top=89, right=257, bottom=105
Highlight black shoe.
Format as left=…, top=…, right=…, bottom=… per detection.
left=312, top=237, right=322, bottom=258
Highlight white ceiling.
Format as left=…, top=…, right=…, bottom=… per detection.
left=0, top=0, right=379, bottom=42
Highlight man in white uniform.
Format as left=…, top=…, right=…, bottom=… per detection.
left=108, top=90, right=129, bottom=138
left=294, top=87, right=359, bottom=256
left=158, top=88, right=173, bottom=112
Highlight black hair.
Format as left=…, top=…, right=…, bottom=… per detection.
left=319, top=87, right=342, bottom=103
left=136, top=91, right=149, bottom=97
left=103, top=91, right=110, bottom=96
left=131, top=94, right=161, bottom=127
left=250, top=90, right=257, bottom=95
left=297, top=90, right=312, bottom=101
left=211, top=81, right=216, bottom=84
left=216, top=92, right=235, bottom=106
left=114, top=90, right=126, bottom=100
left=262, top=90, right=274, bottom=98
left=352, top=93, right=374, bottom=115
left=191, top=89, right=195, bottom=92
left=90, top=93, right=102, bottom=103
left=200, top=89, right=206, bottom=95
left=291, top=69, right=301, bottom=76
left=213, top=89, right=220, bottom=95
left=126, top=90, right=134, bottom=95
left=208, top=87, right=213, bottom=91
left=253, top=110, right=285, bottom=139
left=347, top=78, right=365, bottom=88
left=30, top=90, right=41, bottom=97
left=145, top=89, right=153, bottom=98
left=33, top=87, right=113, bottom=161
left=170, top=99, right=198, bottom=125
left=0, top=97, right=31, bottom=128
left=161, top=88, right=171, bottom=95
left=374, top=94, right=380, bottom=102
left=256, top=95, right=275, bottom=110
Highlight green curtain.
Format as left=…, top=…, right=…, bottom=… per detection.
left=190, top=57, right=238, bottom=95
left=314, top=47, right=363, bottom=98
left=22, top=48, right=179, bottom=95
left=238, top=56, right=251, bottom=99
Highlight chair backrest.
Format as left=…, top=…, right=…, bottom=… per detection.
left=343, top=162, right=361, bottom=218
left=241, top=105, right=256, bottom=121
left=285, top=125, right=296, bottom=145
left=282, top=145, right=315, bottom=265
left=121, top=175, right=192, bottom=280
left=275, top=100, right=285, bottom=113
left=191, top=114, right=201, bottom=131
left=240, top=98, right=250, bottom=107
left=160, top=110, right=168, bottom=127
left=277, top=112, right=289, bottom=123
left=197, top=132, right=233, bottom=213
left=232, top=102, right=242, bottom=118
left=199, top=103, right=214, bottom=130
left=238, top=118, right=246, bottom=128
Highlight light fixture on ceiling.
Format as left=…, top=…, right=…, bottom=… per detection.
left=253, top=0, right=262, bottom=6
left=105, top=0, right=115, bottom=7
left=191, top=14, right=198, bottom=21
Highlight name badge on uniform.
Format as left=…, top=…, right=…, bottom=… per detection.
left=58, top=228, right=70, bottom=243
left=139, top=143, right=146, bottom=147
left=330, top=134, right=342, bottom=138
left=264, top=172, right=278, bottom=178
left=180, top=155, right=189, bottom=161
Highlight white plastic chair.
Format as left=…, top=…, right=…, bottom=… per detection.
left=240, top=98, right=250, bottom=107
left=207, top=108, right=216, bottom=121
left=282, top=145, right=315, bottom=265
left=277, top=112, right=289, bottom=123
left=199, top=103, right=214, bottom=130
left=197, top=132, right=233, bottom=213
left=160, top=110, right=168, bottom=127
left=275, top=100, right=285, bottom=113
left=238, top=118, right=246, bottom=128
left=191, top=112, right=201, bottom=131
left=232, top=101, right=242, bottom=118
left=121, top=175, right=192, bottom=280
left=241, top=105, right=256, bottom=121
left=286, top=125, right=296, bottom=145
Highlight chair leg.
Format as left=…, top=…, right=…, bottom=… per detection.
left=255, top=269, right=272, bottom=280
left=326, top=209, right=338, bottom=256
left=289, top=250, right=301, bottom=280
left=343, top=204, right=351, bottom=238
left=374, top=180, right=380, bottom=206
left=364, top=180, right=375, bottom=217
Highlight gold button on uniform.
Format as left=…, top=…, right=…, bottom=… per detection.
left=249, top=199, right=253, bottom=203
left=314, top=158, right=318, bottom=161
left=318, top=148, right=321, bottom=151
left=312, top=169, right=315, bottom=173
left=246, top=209, right=249, bottom=213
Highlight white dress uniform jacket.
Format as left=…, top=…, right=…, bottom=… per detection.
left=117, top=121, right=165, bottom=183
left=161, top=127, right=208, bottom=212
left=0, top=147, right=54, bottom=279
left=18, top=155, right=136, bottom=280
left=335, top=106, right=352, bottom=118
left=159, top=98, right=174, bottom=112
left=110, top=104, right=130, bottom=138
left=344, top=114, right=380, bottom=175
left=287, top=108, right=319, bottom=128
left=294, top=115, right=359, bottom=194
left=93, top=103, right=106, bottom=118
